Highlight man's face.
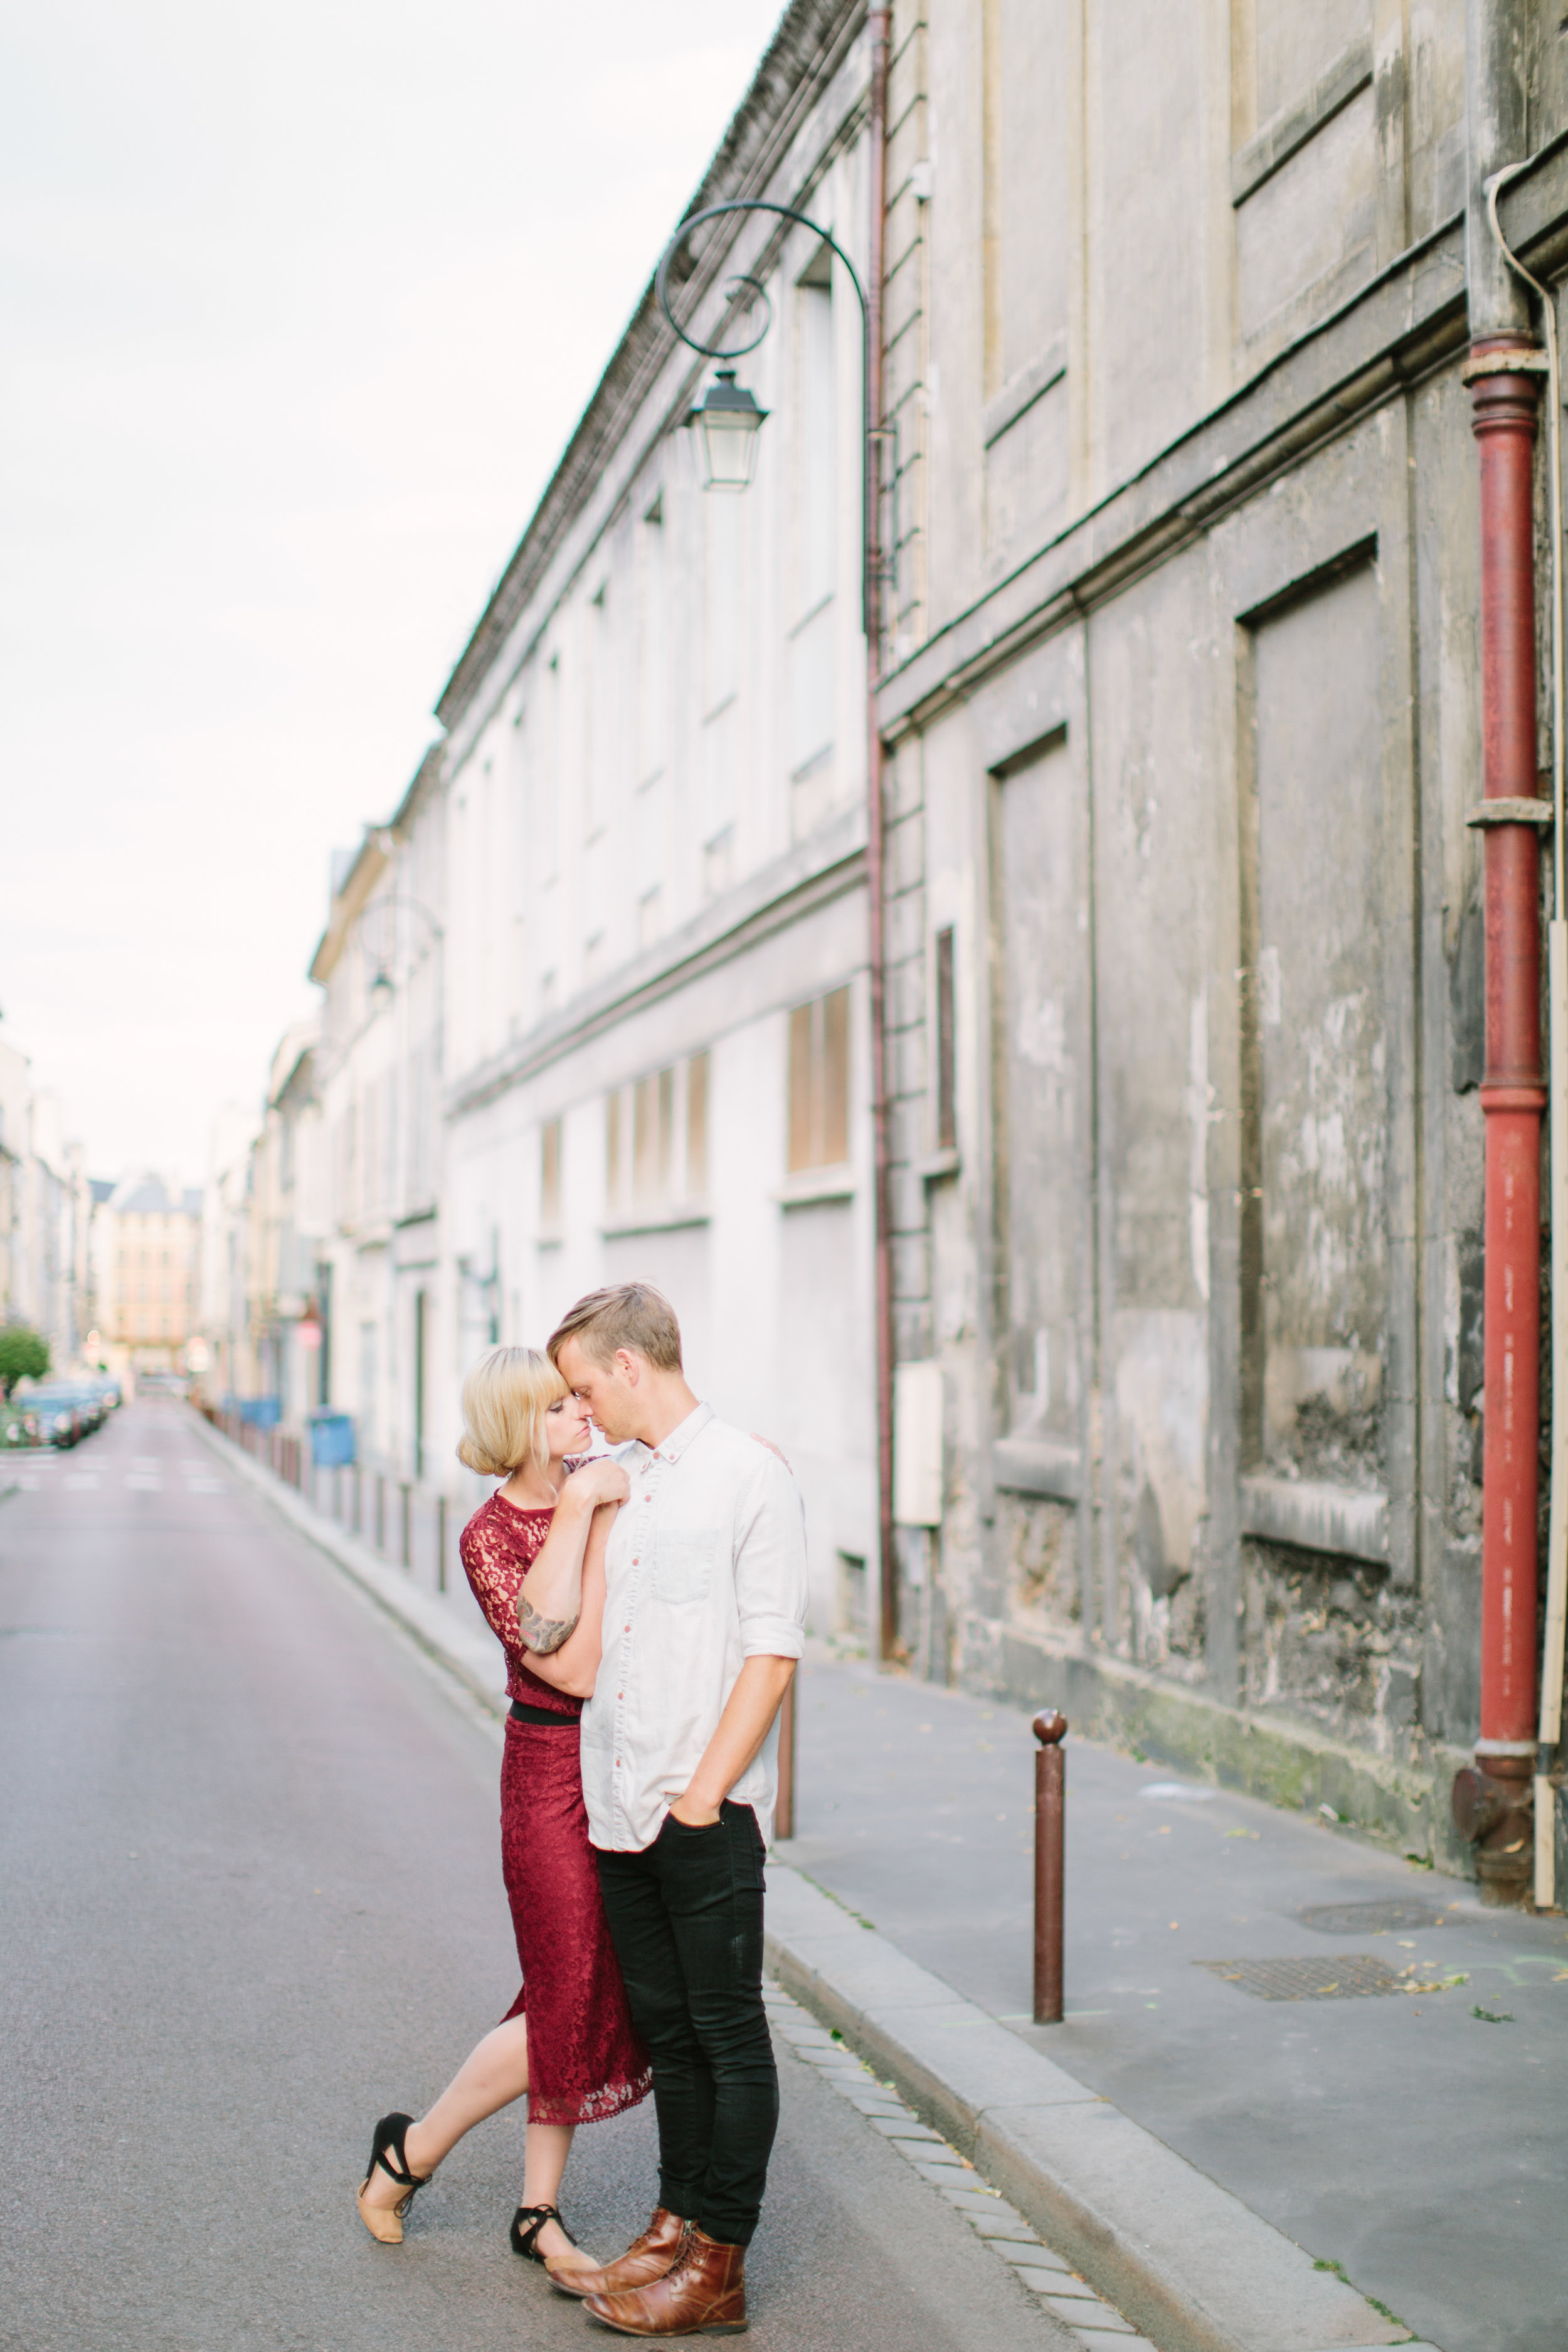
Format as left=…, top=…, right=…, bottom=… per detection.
left=557, top=1337, right=639, bottom=1443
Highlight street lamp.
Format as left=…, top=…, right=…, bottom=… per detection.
left=651, top=40, right=902, bottom=1670
left=361, top=890, right=443, bottom=1009
left=655, top=198, right=877, bottom=630
left=688, top=368, right=769, bottom=490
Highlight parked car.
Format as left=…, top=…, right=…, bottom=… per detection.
left=28, top=1391, right=85, bottom=1448
left=25, top=1382, right=110, bottom=1446
left=1, top=1402, right=41, bottom=1448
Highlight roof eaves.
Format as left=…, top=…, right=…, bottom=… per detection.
left=386, top=741, right=445, bottom=841
left=307, top=830, right=391, bottom=986
left=433, top=0, right=865, bottom=736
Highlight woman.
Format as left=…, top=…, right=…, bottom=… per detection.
left=356, top=1345, right=647, bottom=2274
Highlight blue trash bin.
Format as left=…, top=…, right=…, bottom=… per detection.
left=309, top=1412, right=356, bottom=1468
left=238, top=1396, right=282, bottom=1429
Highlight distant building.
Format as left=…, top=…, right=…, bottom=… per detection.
left=0, top=1030, right=90, bottom=1368
left=196, top=1106, right=260, bottom=1406
left=245, top=1024, right=326, bottom=1424
left=92, top=1174, right=201, bottom=1374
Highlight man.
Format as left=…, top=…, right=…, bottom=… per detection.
left=544, top=1281, right=804, bottom=2338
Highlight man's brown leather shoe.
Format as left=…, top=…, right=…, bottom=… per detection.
left=548, top=2206, right=687, bottom=2301
left=583, top=2226, right=746, bottom=2335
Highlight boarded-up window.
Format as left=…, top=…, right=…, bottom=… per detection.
left=935, top=927, right=956, bottom=1150
left=788, top=986, right=850, bottom=1171
left=687, top=1051, right=709, bottom=1194
left=605, top=1053, right=709, bottom=1217
left=995, top=732, right=1084, bottom=1452
left=633, top=1073, right=662, bottom=1202
left=1244, top=555, right=1385, bottom=1480
left=540, top=1118, right=561, bottom=1230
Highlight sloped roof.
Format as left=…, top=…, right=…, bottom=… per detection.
left=107, top=1172, right=200, bottom=1219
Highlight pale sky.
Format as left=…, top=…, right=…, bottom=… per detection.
left=1, top=0, right=787, bottom=1185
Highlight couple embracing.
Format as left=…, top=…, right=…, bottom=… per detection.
left=355, top=1281, right=805, bottom=2338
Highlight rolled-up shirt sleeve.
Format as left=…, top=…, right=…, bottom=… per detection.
left=734, top=1449, right=808, bottom=1659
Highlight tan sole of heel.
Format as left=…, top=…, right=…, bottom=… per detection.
left=356, top=2186, right=404, bottom=2245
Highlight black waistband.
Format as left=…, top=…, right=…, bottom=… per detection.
left=509, top=1699, right=580, bottom=1727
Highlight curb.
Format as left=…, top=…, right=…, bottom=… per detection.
left=190, top=1416, right=507, bottom=1720
left=191, top=1414, right=1439, bottom=2352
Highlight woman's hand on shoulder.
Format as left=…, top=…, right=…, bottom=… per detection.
left=563, top=1454, right=631, bottom=1510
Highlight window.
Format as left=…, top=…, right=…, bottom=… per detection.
left=935, top=927, right=956, bottom=1150
left=540, top=1118, right=561, bottom=1231
left=787, top=985, right=850, bottom=1172
left=605, top=1052, right=710, bottom=1220
left=687, top=1051, right=709, bottom=1194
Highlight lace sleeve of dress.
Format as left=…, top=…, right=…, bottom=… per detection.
left=460, top=1502, right=544, bottom=1656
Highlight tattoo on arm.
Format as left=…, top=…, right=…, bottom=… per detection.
left=517, top=1593, right=581, bottom=1655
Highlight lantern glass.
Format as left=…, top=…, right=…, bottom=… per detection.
left=691, top=369, right=767, bottom=493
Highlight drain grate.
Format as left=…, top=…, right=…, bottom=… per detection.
left=1196, top=1954, right=1406, bottom=2001
left=1297, top=1899, right=1451, bottom=1935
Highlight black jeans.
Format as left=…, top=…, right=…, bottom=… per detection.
left=594, top=1801, right=778, bottom=2247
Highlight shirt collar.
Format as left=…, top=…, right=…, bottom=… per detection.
left=646, top=1399, right=712, bottom=1466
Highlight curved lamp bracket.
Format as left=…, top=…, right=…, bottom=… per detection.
left=655, top=199, right=866, bottom=359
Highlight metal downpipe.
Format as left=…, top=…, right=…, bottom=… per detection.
left=1451, top=0, right=1547, bottom=1905
left=864, top=5, right=898, bottom=1664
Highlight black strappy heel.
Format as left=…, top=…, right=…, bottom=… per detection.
left=356, top=2111, right=434, bottom=2245
left=511, top=2201, right=578, bottom=2263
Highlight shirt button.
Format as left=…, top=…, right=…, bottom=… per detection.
left=632, top=1557, right=638, bottom=1565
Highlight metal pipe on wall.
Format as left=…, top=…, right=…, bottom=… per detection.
left=865, top=4, right=898, bottom=1665
left=1457, top=0, right=1546, bottom=1903
left=1478, top=162, right=1568, bottom=1907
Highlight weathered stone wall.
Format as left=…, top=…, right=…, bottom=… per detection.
left=878, top=0, right=1568, bottom=1842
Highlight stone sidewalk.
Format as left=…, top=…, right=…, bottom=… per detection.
left=776, top=1641, right=1568, bottom=2352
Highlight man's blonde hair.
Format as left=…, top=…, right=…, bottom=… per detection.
left=456, top=1345, right=569, bottom=1477
left=547, top=1282, right=683, bottom=1374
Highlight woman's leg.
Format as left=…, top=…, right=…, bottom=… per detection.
left=522, top=2120, right=583, bottom=2264
left=361, top=2015, right=529, bottom=2209
left=360, top=2018, right=586, bottom=2263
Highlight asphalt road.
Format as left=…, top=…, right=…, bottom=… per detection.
left=0, top=1403, right=1075, bottom=2352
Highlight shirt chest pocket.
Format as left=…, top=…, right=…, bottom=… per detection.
left=650, top=1526, right=720, bottom=1605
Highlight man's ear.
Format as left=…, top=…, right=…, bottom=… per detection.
left=615, top=1347, right=640, bottom=1387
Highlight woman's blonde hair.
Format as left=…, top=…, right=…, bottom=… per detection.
left=456, top=1345, right=569, bottom=1478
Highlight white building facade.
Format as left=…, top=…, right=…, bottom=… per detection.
left=289, top=1, right=884, bottom=1636
left=0, top=1032, right=92, bottom=1372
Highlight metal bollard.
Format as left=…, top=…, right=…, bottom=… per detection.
left=375, top=1472, right=385, bottom=1553
left=400, top=1482, right=411, bottom=1571
left=1032, top=1710, right=1067, bottom=2025
left=775, top=1672, right=797, bottom=1841
left=437, top=1493, right=448, bottom=1592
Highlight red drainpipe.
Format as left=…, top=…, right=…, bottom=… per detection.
left=864, top=4, right=896, bottom=1663
left=1459, top=340, right=1546, bottom=1899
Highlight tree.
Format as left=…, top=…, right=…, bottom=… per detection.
left=0, top=1325, right=50, bottom=1398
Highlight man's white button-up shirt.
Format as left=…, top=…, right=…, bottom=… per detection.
left=581, top=1402, right=807, bottom=1853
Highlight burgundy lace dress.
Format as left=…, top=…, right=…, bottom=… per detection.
left=460, top=1488, right=650, bottom=2126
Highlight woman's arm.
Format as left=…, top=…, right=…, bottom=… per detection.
left=518, top=1502, right=613, bottom=1698
left=515, top=1456, right=628, bottom=1652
